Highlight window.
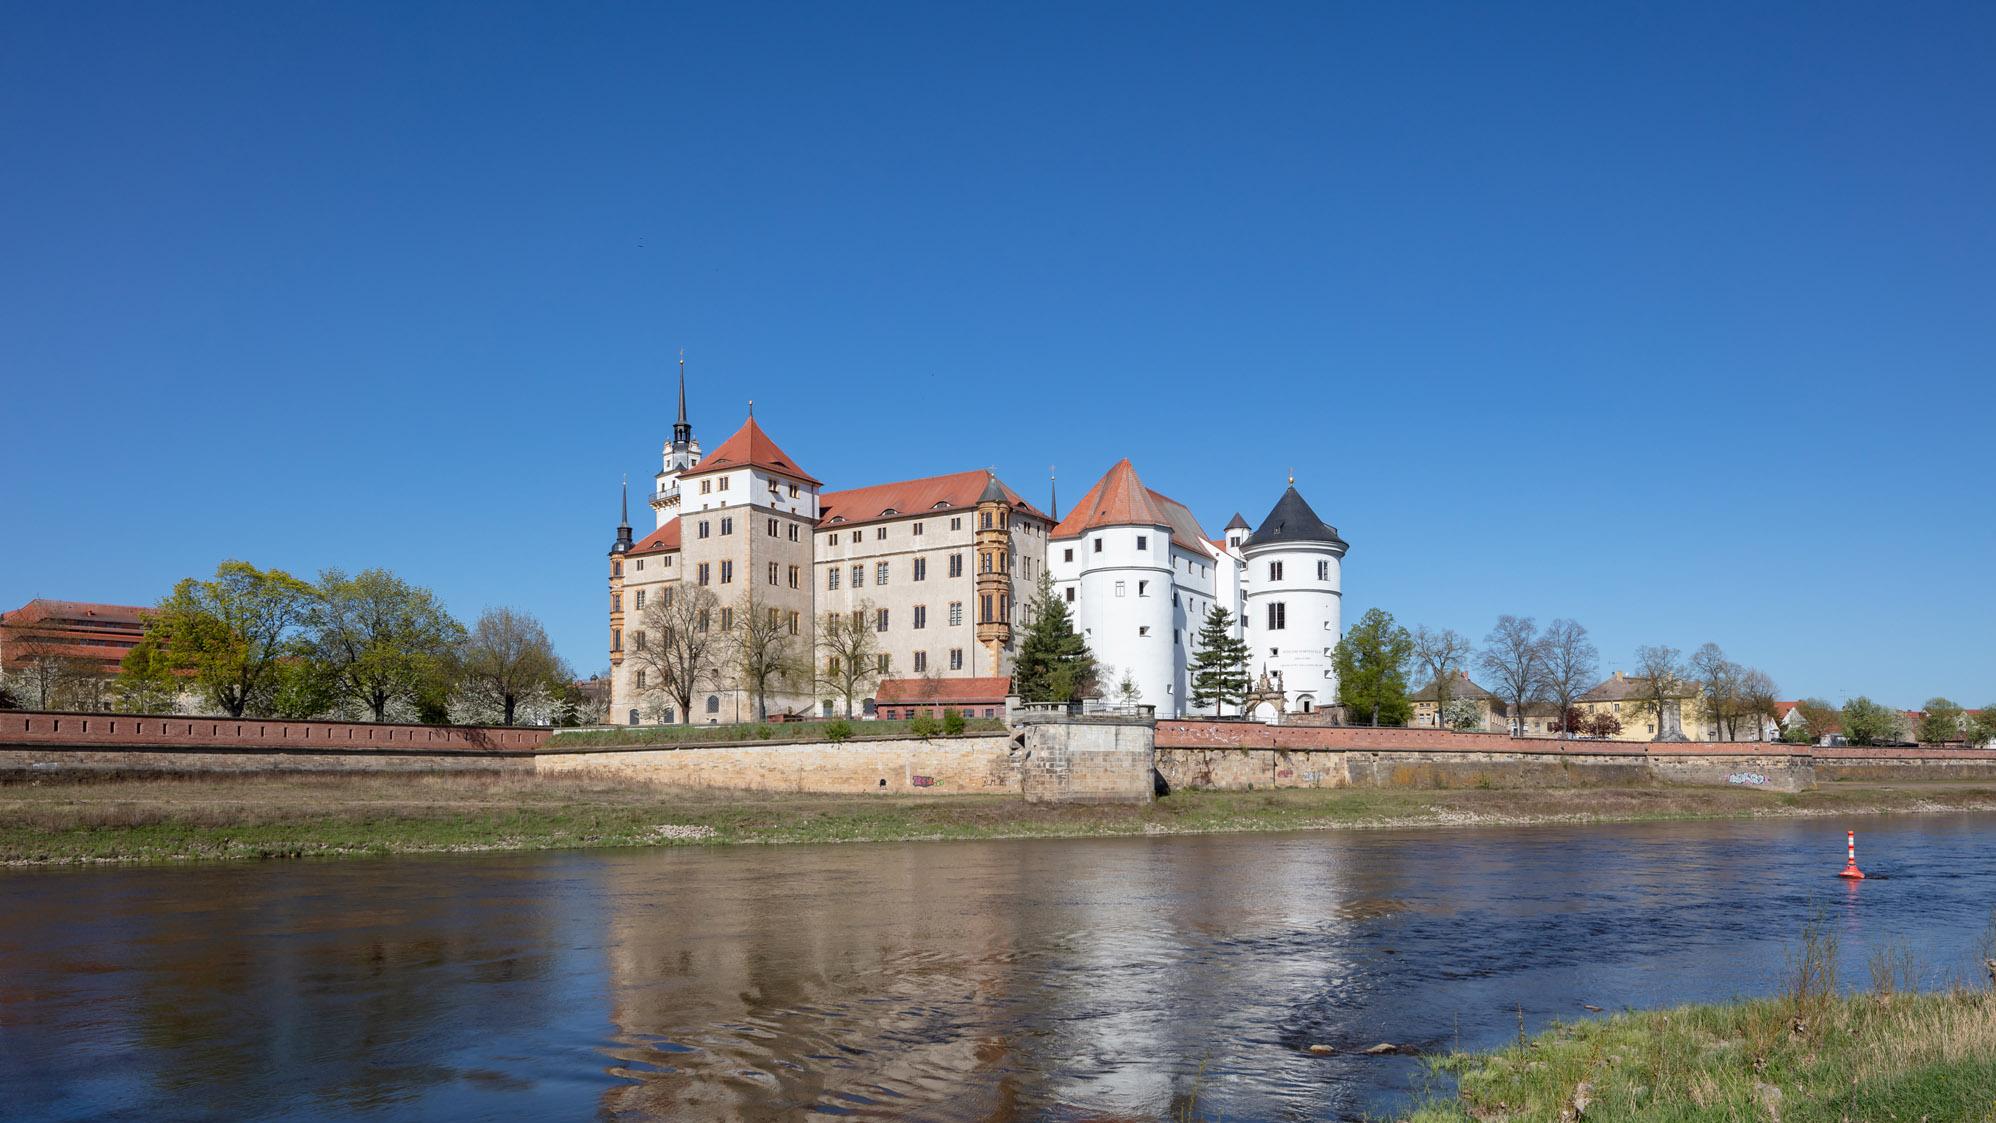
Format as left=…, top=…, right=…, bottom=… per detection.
left=698, top=520, right=711, bottom=539
left=1137, top=580, right=1148, bottom=597
left=662, top=587, right=674, bottom=608
left=1175, top=629, right=1181, bottom=645
left=950, top=517, right=962, bottom=530
left=980, top=552, right=993, bottom=574
left=948, top=601, right=963, bottom=626
left=1136, top=535, right=1148, bottom=550
left=788, top=565, right=800, bottom=589
left=700, top=480, right=712, bottom=494
left=1000, top=594, right=1009, bottom=618
left=1138, top=626, right=1149, bottom=637
left=636, top=669, right=646, bottom=688
left=981, top=594, right=993, bottom=622
left=913, top=556, right=927, bottom=581
left=1268, top=602, right=1287, bottom=630
left=612, top=560, right=622, bottom=577
left=767, top=562, right=779, bottom=585
left=1093, top=537, right=1103, bottom=553
left=612, top=628, right=621, bottom=651
left=1064, top=587, right=1075, bottom=603
left=788, top=611, right=800, bottom=634
left=913, top=651, right=927, bottom=672
left=720, top=517, right=733, bottom=535
left=612, top=591, right=623, bottom=613
left=948, top=553, right=964, bottom=578
left=1114, top=580, right=1126, bottom=597
left=851, top=564, right=864, bottom=587
left=720, top=560, right=733, bottom=584
left=720, top=608, right=734, bottom=630
left=718, top=476, right=730, bottom=491
left=877, top=653, right=891, bottom=673
left=827, top=534, right=837, bottom=548
left=850, top=531, right=861, bottom=544
left=706, top=694, right=720, bottom=713
left=789, top=484, right=800, bottom=498
left=949, top=648, right=963, bottom=670
left=788, top=523, right=799, bottom=542
left=876, top=561, right=890, bottom=585
left=696, top=609, right=710, bottom=632
left=1269, top=561, right=1284, bottom=581
left=913, top=522, right=924, bottom=536
left=628, top=708, right=639, bottom=725
left=828, top=568, right=841, bottom=590
left=697, top=562, right=711, bottom=586
left=876, top=526, right=887, bottom=540
left=633, top=630, right=647, bottom=651
left=1317, top=560, right=1330, bottom=581
left=1063, top=548, right=1074, bottom=563
left=664, top=626, right=677, bottom=646
left=913, top=604, right=927, bottom=629
left=767, top=517, right=778, bottom=537
left=769, top=608, right=780, bottom=627
left=876, top=608, right=890, bottom=632
left=981, top=511, right=993, bottom=529
left=663, top=556, right=672, bottom=568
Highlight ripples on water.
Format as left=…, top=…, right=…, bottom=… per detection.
left=4, top=815, right=1995, bottom=1121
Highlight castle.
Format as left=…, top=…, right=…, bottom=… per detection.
left=606, top=365, right=1347, bottom=723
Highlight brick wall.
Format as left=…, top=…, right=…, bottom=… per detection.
left=1018, top=721, right=1154, bottom=804
left=0, top=711, right=549, bottom=752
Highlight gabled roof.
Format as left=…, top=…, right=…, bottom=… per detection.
left=628, top=519, right=681, bottom=556
left=1409, top=670, right=1499, bottom=703
left=1243, top=486, right=1347, bottom=552
left=1051, top=459, right=1209, bottom=551
left=1578, top=670, right=1696, bottom=702
left=817, top=469, right=1049, bottom=528
left=874, top=676, right=1012, bottom=705
left=678, top=416, right=821, bottom=485
left=1, top=599, right=150, bottom=628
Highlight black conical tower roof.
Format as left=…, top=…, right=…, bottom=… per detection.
left=1224, top=512, right=1251, bottom=531
left=976, top=470, right=1009, bottom=505
left=1244, top=486, right=1347, bottom=552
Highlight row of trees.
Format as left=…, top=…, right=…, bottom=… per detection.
left=2, top=562, right=581, bottom=726
left=625, top=571, right=1103, bottom=722
left=1781, top=695, right=1996, bottom=747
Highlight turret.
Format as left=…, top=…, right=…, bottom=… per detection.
left=1240, top=482, right=1347, bottom=717
left=651, top=354, right=703, bottom=527
left=973, top=471, right=1015, bottom=668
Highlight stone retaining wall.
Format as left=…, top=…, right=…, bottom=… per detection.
left=536, top=734, right=1019, bottom=795
left=1018, top=720, right=1154, bottom=804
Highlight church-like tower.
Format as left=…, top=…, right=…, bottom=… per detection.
left=1240, top=483, right=1347, bottom=716
left=649, top=356, right=703, bottom=528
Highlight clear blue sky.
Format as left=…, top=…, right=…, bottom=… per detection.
left=4, top=3, right=1992, bottom=706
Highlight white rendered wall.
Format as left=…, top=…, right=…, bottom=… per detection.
left=1052, top=524, right=1177, bottom=715
left=1240, top=543, right=1343, bottom=713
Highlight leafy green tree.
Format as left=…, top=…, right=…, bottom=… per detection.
left=309, top=568, right=465, bottom=722
left=1793, top=697, right=1840, bottom=742
left=1971, top=705, right=1996, bottom=747
left=457, top=607, right=567, bottom=726
left=1917, top=697, right=1967, bottom=745
left=149, top=560, right=315, bottom=717
left=263, top=656, right=340, bottom=719
left=1014, top=572, right=1096, bottom=704
left=1334, top=607, right=1414, bottom=726
left=113, top=636, right=181, bottom=713
left=1188, top=606, right=1250, bottom=715
left=1839, top=696, right=1899, bottom=747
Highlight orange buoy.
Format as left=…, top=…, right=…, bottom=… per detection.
left=1838, top=829, right=1865, bottom=879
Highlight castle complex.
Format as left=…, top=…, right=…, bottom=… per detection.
left=605, top=366, right=1346, bottom=723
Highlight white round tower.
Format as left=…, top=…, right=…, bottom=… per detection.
left=1239, top=485, right=1347, bottom=716
left=1049, top=460, right=1179, bottom=712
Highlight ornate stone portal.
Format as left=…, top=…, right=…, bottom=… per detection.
left=1243, top=669, right=1287, bottom=722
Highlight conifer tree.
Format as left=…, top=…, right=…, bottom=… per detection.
left=1014, top=572, right=1097, bottom=703
left=1188, top=605, right=1251, bottom=715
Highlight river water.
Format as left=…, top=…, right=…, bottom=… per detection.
left=4, top=814, right=1995, bottom=1121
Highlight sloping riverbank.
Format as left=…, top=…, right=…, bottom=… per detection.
left=6, top=775, right=1996, bottom=865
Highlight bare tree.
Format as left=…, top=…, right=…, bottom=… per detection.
left=1478, top=615, right=1544, bottom=736
left=1631, top=644, right=1691, bottom=741
left=1738, top=668, right=1780, bottom=742
left=815, top=602, right=880, bottom=717
left=4, top=628, right=87, bottom=710
left=727, top=588, right=804, bottom=721
left=1689, top=642, right=1746, bottom=741
left=1537, top=618, right=1599, bottom=739
left=457, top=607, right=567, bottom=726
left=630, top=584, right=723, bottom=724
left=1410, top=626, right=1473, bottom=729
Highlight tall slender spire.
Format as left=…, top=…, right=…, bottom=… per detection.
left=1049, top=465, right=1058, bottom=521
left=671, top=351, right=693, bottom=449
left=612, top=476, right=634, bottom=554
left=676, top=351, right=687, bottom=426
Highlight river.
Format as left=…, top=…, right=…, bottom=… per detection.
left=4, top=813, right=1994, bottom=1121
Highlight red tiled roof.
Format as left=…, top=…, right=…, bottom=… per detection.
left=628, top=519, right=681, bottom=555
left=1, top=599, right=150, bottom=628
left=1051, top=460, right=1210, bottom=552
left=818, top=469, right=1049, bottom=528
left=874, top=676, right=1012, bottom=705
left=678, top=416, right=821, bottom=485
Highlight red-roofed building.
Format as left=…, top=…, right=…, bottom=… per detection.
left=0, top=599, right=151, bottom=678
left=873, top=676, right=1013, bottom=719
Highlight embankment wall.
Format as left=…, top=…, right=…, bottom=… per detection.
left=0, top=711, right=544, bottom=775
left=536, top=734, right=1018, bottom=795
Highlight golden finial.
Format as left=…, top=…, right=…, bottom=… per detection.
left=747, top=398, right=754, bottom=418
left=1287, top=468, right=1295, bottom=486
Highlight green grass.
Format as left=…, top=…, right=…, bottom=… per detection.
left=545, top=716, right=1006, bottom=748
left=5, top=775, right=1996, bottom=865
left=1403, top=990, right=1996, bottom=1122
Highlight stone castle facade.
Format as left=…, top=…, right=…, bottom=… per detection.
left=606, top=366, right=1347, bottom=723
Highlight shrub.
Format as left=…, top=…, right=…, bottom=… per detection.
left=824, top=720, right=853, bottom=743
left=909, top=713, right=944, bottom=738
left=942, top=709, right=967, bottom=735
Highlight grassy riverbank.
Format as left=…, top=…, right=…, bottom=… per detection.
left=4, top=774, right=1996, bottom=865
left=1403, top=989, right=1996, bottom=1122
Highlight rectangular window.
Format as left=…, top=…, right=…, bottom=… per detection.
left=720, top=607, right=733, bottom=630
left=827, top=656, right=841, bottom=675
left=913, top=651, right=927, bottom=672
left=697, top=609, right=710, bottom=632
left=720, top=517, right=733, bottom=535
left=788, top=611, right=800, bottom=635
left=1093, top=537, right=1103, bottom=553
left=949, top=648, right=963, bottom=670
left=769, top=608, right=780, bottom=627
left=698, top=520, right=710, bottom=539
left=913, top=604, right=927, bottom=629
left=950, top=517, right=962, bottom=530
left=1064, top=586, right=1075, bottom=603
left=662, top=586, right=674, bottom=608
left=1317, top=560, right=1330, bottom=581
left=948, top=553, right=963, bottom=578
left=1268, top=602, right=1287, bottom=630
left=851, top=564, right=864, bottom=587
left=876, top=561, right=889, bottom=585
left=788, top=523, right=799, bottom=542
left=1137, top=580, right=1148, bottom=596
left=1063, top=548, right=1074, bottom=563
left=1138, top=626, right=1149, bottom=637
left=720, top=560, right=734, bottom=584
left=876, top=608, right=890, bottom=632
left=718, top=476, right=730, bottom=491
left=913, top=556, right=927, bottom=581
left=634, top=630, right=646, bottom=651
left=948, top=601, right=963, bottom=626
left=981, top=594, right=993, bottom=622
left=1269, top=561, right=1284, bottom=581
left=877, top=653, right=891, bottom=673
left=828, top=568, right=841, bottom=590
left=1114, top=580, right=1126, bottom=597
left=850, top=531, right=861, bottom=544
left=700, top=479, right=712, bottom=494
left=766, top=518, right=777, bottom=536
left=767, top=562, right=779, bottom=585
left=633, top=589, right=645, bottom=609
left=788, top=565, right=800, bottom=589
left=663, top=556, right=672, bottom=568
left=1136, top=535, right=1148, bottom=550
left=789, top=484, right=799, bottom=498
left=827, top=534, right=837, bottom=548
left=876, top=526, right=887, bottom=540
left=913, top=522, right=924, bottom=536
left=697, top=563, right=711, bottom=586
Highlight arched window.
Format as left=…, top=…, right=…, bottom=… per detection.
left=705, top=694, right=720, bottom=714
left=627, top=708, right=639, bottom=725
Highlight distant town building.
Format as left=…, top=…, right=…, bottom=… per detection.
left=0, top=599, right=149, bottom=677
